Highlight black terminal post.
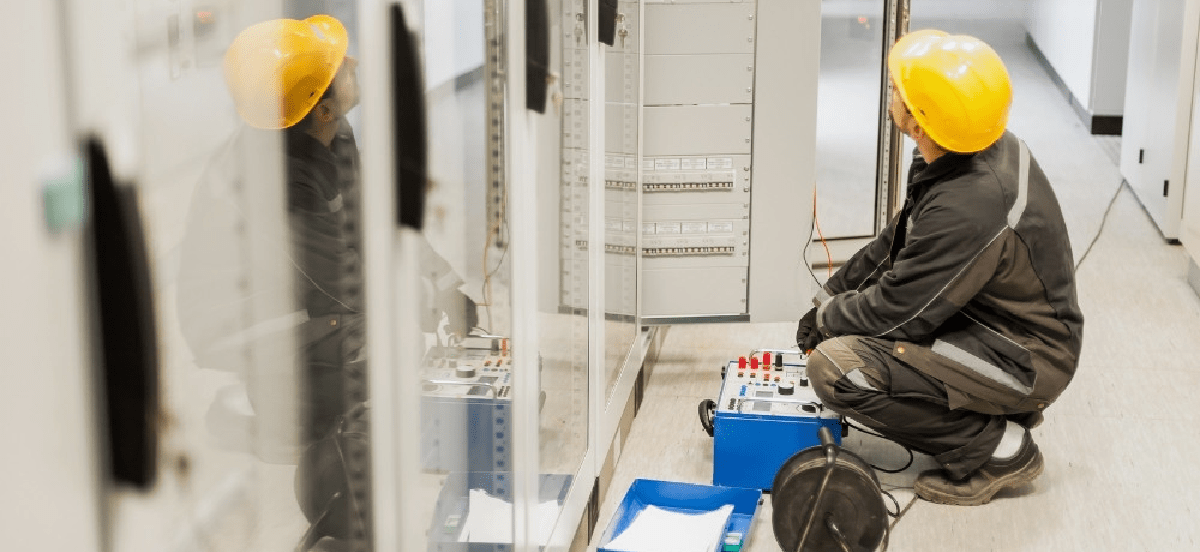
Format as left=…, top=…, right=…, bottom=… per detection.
left=774, top=352, right=784, bottom=370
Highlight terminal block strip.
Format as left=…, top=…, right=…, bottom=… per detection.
left=643, top=181, right=735, bottom=192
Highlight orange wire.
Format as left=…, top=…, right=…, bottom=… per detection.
left=812, top=185, right=832, bottom=278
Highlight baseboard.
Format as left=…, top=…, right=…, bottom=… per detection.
left=1091, top=115, right=1123, bottom=135
left=1025, top=33, right=1123, bottom=136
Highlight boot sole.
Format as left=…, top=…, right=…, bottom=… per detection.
left=914, top=451, right=1044, bottom=506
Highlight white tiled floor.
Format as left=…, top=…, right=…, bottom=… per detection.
left=590, top=19, right=1200, bottom=552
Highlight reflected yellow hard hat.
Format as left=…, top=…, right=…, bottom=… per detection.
left=888, top=29, right=1012, bottom=153
left=223, top=15, right=349, bottom=129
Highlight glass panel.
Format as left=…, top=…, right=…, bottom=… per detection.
left=538, top=0, right=590, bottom=484
left=413, top=0, right=515, bottom=546
left=414, top=0, right=584, bottom=546
left=816, top=0, right=885, bottom=238
left=604, top=0, right=640, bottom=398
left=115, top=0, right=369, bottom=550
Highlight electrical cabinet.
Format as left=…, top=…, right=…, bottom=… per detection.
left=641, top=0, right=819, bottom=322
left=1120, top=0, right=1200, bottom=240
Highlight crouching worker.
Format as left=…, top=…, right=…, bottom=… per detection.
left=795, top=30, right=1084, bottom=506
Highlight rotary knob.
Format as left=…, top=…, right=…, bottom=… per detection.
left=779, top=382, right=795, bottom=395
left=456, top=366, right=477, bottom=379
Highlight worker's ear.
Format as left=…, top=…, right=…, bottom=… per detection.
left=314, top=100, right=335, bottom=124
left=911, top=123, right=927, bottom=141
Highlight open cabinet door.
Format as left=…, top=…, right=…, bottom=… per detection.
left=3, top=1, right=106, bottom=550
left=55, top=0, right=398, bottom=550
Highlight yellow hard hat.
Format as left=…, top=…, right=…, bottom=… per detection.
left=888, top=29, right=1012, bottom=153
left=223, top=15, right=349, bottom=129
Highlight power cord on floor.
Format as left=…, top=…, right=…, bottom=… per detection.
left=1074, top=179, right=1127, bottom=273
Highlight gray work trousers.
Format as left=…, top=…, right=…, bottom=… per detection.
left=808, top=335, right=1019, bottom=479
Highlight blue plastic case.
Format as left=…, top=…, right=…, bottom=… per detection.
left=597, top=479, right=762, bottom=552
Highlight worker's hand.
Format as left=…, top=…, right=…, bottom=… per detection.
left=795, top=307, right=822, bottom=353
left=441, top=289, right=479, bottom=337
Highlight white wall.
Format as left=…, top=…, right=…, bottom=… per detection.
left=1027, top=0, right=1133, bottom=117
left=1028, top=0, right=1098, bottom=110
left=423, top=0, right=485, bottom=89
left=1093, top=0, right=1134, bottom=115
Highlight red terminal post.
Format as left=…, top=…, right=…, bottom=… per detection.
left=750, top=356, right=759, bottom=370
left=763, top=352, right=771, bottom=366
left=738, top=356, right=747, bottom=369
left=502, top=339, right=509, bottom=355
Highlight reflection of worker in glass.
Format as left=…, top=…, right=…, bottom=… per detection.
left=795, top=31, right=1083, bottom=506
left=179, top=14, right=474, bottom=548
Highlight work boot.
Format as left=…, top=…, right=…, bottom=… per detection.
left=913, top=431, right=1044, bottom=506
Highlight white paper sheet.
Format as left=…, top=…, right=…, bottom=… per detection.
left=456, top=488, right=561, bottom=544
left=602, top=504, right=734, bottom=552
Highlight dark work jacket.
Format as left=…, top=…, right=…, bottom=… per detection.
left=286, top=121, right=366, bottom=368
left=286, top=122, right=363, bottom=315
left=815, top=132, right=1084, bottom=413
left=176, top=120, right=364, bottom=377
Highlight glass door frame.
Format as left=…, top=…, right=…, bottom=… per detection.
left=361, top=0, right=600, bottom=549
left=819, top=0, right=910, bottom=265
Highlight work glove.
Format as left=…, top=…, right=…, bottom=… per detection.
left=440, top=289, right=479, bottom=337
left=795, top=306, right=823, bottom=353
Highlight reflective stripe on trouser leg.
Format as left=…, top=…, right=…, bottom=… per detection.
left=811, top=336, right=1007, bottom=479
left=808, top=337, right=888, bottom=427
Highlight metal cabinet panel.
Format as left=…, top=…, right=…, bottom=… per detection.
left=643, top=105, right=754, bottom=156
left=643, top=266, right=748, bottom=316
left=606, top=102, right=640, bottom=154
left=644, top=3, right=757, bottom=55
left=606, top=52, right=641, bottom=103
left=644, top=54, right=755, bottom=106
left=1119, top=0, right=1200, bottom=240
